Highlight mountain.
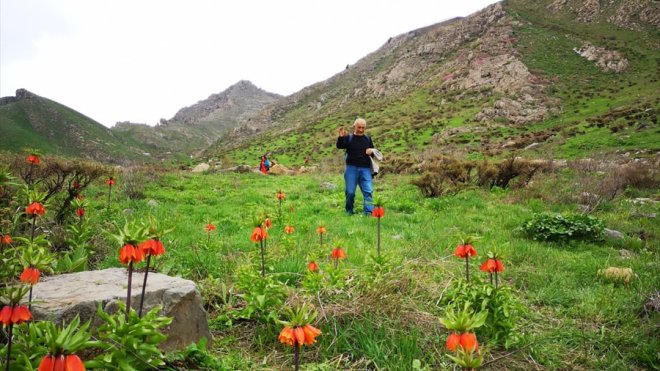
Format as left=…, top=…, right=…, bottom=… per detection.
left=0, top=89, right=148, bottom=163
left=203, top=0, right=659, bottom=168
left=111, top=81, right=282, bottom=158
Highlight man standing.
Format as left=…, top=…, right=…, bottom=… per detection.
left=336, top=118, right=375, bottom=215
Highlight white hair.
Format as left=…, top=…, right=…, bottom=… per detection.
left=353, top=118, right=367, bottom=127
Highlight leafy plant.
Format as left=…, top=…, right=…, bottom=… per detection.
left=232, top=266, right=288, bottom=324
left=521, top=212, right=605, bottom=241
left=87, top=302, right=172, bottom=370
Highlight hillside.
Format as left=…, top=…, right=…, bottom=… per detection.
left=203, top=0, right=659, bottom=169
left=111, top=81, right=282, bottom=158
left=0, top=89, right=148, bottom=163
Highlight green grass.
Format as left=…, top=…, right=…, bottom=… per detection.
left=59, top=167, right=658, bottom=370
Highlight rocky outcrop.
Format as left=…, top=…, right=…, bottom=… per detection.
left=573, top=42, right=629, bottom=72
left=164, top=80, right=281, bottom=126
left=30, top=268, right=211, bottom=351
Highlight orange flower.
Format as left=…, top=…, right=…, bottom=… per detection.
left=264, top=218, right=272, bottom=229
left=119, top=244, right=144, bottom=265
left=76, top=194, right=85, bottom=200
left=284, top=225, right=294, bottom=234
left=72, top=181, right=81, bottom=190
left=139, top=239, right=165, bottom=256
left=445, top=332, right=461, bottom=351
left=20, top=266, right=41, bottom=285
left=276, top=191, right=285, bottom=200
left=0, top=305, right=32, bottom=325
left=301, top=324, right=322, bottom=345
left=1, top=234, right=11, bottom=245
left=106, top=177, right=115, bottom=186
left=38, top=354, right=83, bottom=371
left=294, top=326, right=305, bottom=345
left=26, top=202, right=46, bottom=216
left=250, top=226, right=268, bottom=243
left=76, top=207, right=85, bottom=218
left=454, top=244, right=477, bottom=258
left=372, top=206, right=385, bottom=218
left=316, top=226, right=326, bottom=235
left=26, top=154, right=41, bottom=165
left=479, top=259, right=496, bottom=273
left=278, top=326, right=295, bottom=346
left=204, top=223, right=216, bottom=232
left=65, top=354, right=85, bottom=371
left=459, top=332, right=479, bottom=352
left=495, top=259, right=504, bottom=272
left=331, top=247, right=346, bottom=260
left=307, top=261, right=319, bottom=272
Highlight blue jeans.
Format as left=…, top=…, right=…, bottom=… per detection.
left=344, top=165, right=373, bottom=215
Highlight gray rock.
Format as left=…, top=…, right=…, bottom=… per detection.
left=147, top=199, right=159, bottom=208
left=320, top=182, right=337, bottom=191
left=604, top=228, right=625, bottom=239
left=191, top=163, right=210, bottom=173
left=31, top=268, right=211, bottom=351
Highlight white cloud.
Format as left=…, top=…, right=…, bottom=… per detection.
left=1, top=0, right=500, bottom=127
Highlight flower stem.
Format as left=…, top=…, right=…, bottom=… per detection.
left=30, top=215, right=36, bottom=242
left=139, top=254, right=151, bottom=317
left=107, top=185, right=112, bottom=211
left=260, top=240, right=265, bottom=277
left=465, top=256, right=470, bottom=282
left=4, top=324, right=12, bottom=371
left=126, top=261, right=133, bottom=320
left=495, top=271, right=499, bottom=289
left=377, top=217, right=381, bottom=257
left=294, top=341, right=300, bottom=371
left=28, top=286, right=33, bottom=312
left=334, top=258, right=338, bottom=270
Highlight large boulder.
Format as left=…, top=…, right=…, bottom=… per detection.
left=31, top=268, right=211, bottom=351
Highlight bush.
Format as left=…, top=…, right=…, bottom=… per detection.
left=521, top=213, right=605, bottom=242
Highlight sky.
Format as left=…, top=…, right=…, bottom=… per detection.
left=1, top=0, right=500, bottom=127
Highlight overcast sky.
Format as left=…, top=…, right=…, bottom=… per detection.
left=1, top=0, right=499, bottom=127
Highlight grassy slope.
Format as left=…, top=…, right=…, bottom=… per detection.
left=0, top=98, right=148, bottom=162
left=80, top=169, right=659, bottom=370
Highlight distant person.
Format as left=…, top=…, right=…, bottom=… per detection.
left=259, top=155, right=271, bottom=174
left=336, top=118, right=375, bottom=215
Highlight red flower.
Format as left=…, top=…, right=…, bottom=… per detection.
left=26, top=154, right=41, bottom=165
left=308, top=261, right=319, bottom=272
left=26, top=202, right=46, bottom=216
left=264, top=218, right=272, bottom=229
left=495, top=259, right=504, bottom=272
left=459, top=332, right=479, bottom=352
left=446, top=332, right=461, bottom=351
left=106, top=177, right=115, bottom=186
left=65, top=354, right=85, bottom=371
left=0, top=305, right=32, bottom=326
left=76, top=194, right=85, bottom=200
left=284, top=225, right=294, bottom=234
left=38, top=354, right=83, bottom=371
left=372, top=206, right=385, bottom=218
left=76, top=207, right=85, bottom=218
left=204, top=223, right=216, bottom=232
left=276, top=191, right=285, bottom=200
left=250, top=226, right=268, bottom=243
left=331, top=247, right=346, bottom=260
left=316, top=226, right=326, bottom=235
left=20, top=266, right=41, bottom=285
left=480, top=258, right=504, bottom=273
left=72, top=181, right=81, bottom=190
left=454, top=244, right=477, bottom=258
left=1, top=234, right=11, bottom=245
left=139, top=239, right=165, bottom=256
left=119, top=244, right=144, bottom=265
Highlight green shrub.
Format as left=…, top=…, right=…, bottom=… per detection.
left=522, top=213, right=605, bottom=241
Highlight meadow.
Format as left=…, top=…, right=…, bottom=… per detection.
left=1, top=155, right=658, bottom=370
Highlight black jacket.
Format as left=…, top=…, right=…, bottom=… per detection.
left=336, top=134, right=373, bottom=168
